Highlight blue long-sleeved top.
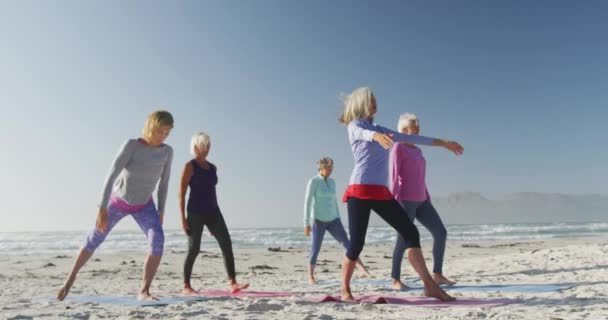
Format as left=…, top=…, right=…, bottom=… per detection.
left=303, top=175, right=341, bottom=227
left=347, top=119, right=434, bottom=186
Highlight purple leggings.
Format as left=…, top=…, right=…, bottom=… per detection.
left=83, top=201, right=164, bottom=256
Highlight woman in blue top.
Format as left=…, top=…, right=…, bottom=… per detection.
left=304, top=157, right=372, bottom=284
left=339, top=87, right=463, bottom=302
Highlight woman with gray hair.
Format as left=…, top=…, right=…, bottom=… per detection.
left=304, top=157, right=372, bottom=285
left=178, top=132, right=249, bottom=294
left=390, top=113, right=456, bottom=290
left=338, top=87, right=463, bottom=301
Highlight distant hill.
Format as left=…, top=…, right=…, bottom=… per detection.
left=368, top=192, right=608, bottom=226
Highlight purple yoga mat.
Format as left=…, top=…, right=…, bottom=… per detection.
left=303, top=295, right=515, bottom=307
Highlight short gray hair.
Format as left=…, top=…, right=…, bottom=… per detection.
left=190, top=132, right=210, bottom=156
left=397, top=113, right=419, bottom=132
left=317, top=157, right=334, bottom=170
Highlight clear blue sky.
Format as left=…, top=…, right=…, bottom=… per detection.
left=1, top=1, right=606, bottom=231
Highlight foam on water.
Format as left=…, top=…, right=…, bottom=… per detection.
left=1, top=221, right=606, bottom=255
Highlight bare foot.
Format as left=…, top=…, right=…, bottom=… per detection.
left=230, top=282, right=250, bottom=293
left=340, top=287, right=355, bottom=302
left=308, top=275, right=317, bottom=285
left=423, top=282, right=455, bottom=302
left=357, top=270, right=373, bottom=278
left=56, top=279, right=74, bottom=301
left=182, top=286, right=197, bottom=295
left=391, top=278, right=408, bottom=290
left=138, top=292, right=159, bottom=301
left=433, top=274, right=456, bottom=286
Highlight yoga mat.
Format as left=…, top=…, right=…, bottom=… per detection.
left=316, top=279, right=574, bottom=293
left=188, top=290, right=295, bottom=298
left=63, top=294, right=206, bottom=306
left=403, top=283, right=575, bottom=293
left=303, top=295, right=515, bottom=307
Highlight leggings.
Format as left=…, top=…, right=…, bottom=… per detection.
left=84, top=201, right=164, bottom=256
left=183, top=208, right=236, bottom=284
left=345, top=197, right=420, bottom=261
left=392, top=200, right=447, bottom=278
left=309, top=218, right=350, bottom=265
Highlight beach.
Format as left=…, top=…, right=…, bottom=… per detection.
left=1, top=236, right=607, bottom=319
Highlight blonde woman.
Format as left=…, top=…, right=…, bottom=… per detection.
left=57, top=110, right=174, bottom=301
left=338, top=87, right=463, bottom=301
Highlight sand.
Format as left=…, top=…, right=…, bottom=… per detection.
left=1, top=237, right=607, bottom=319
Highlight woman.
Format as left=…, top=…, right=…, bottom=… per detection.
left=304, top=157, right=372, bottom=285
left=390, top=113, right=456, bottom=290
left=179, top=132, right=249, bottom=294
left=57, top=110, right=174, bottom=301
left=338, top=87, right=463, bottom=301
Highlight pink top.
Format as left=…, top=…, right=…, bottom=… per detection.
left=109, top=193, right=152, bottom=213
left=390, top=143, right=429, bottom=202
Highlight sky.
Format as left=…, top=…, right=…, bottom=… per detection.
left=0, top=1, right=606, bottom=231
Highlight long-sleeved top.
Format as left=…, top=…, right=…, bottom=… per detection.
left=390, top=143, right=429, bottom=202
left=99, top=139, right=173, bottom=213
left=346, top=119, right=434, bottom=186
left=342, top=119, right=435, bottom=201
left=303, top=175, right=341, bottom=227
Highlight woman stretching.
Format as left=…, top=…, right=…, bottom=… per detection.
left=180, top=132, right=249, bottom=294
left=390, top=113, right=456, bottom=289
left=304, top=157, right=372, bottom=285
left=57, top=110, right=174, bottom=301
left=338, top=87, right=463, bottom=301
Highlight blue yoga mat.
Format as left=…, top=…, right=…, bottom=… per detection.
left=315, top=279, right=574, bottom=293
left=63, top=295, right=206, bottom=306
left=436, top=284, right=575, bottom=293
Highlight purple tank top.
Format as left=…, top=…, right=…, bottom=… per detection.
left=187, top=160, right=219, bottom=213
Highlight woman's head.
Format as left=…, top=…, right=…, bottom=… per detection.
left=190, top=132, right=211, bottom=158
left=339, top=87, right=377, bottom=124
left=317, top=157, right=334, bottom=177
left=142, top=110, right=174, bottom=145
left=397, top=113, right=420, bottom=135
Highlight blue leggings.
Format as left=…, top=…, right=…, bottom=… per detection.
left=309, top=218, right=350, bottom=265
left=84, top=202, right=164, bottom=256
left=392, top=200, right=447, bottom=278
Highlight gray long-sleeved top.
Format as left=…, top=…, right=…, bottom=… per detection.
left=99, top=139, right=173, bottom=213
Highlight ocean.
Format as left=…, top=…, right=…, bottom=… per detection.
left=1, top=221, right=607, bottom=255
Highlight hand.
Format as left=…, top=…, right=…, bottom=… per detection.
left=304, top=226, right=311, bottom=236
left=96, top=208, right=109, bottom=233
left=372, top=133, right=394, bottom=149
left=159, top=212, right=165, bottom=225
left=181, top=217, right=190, bottom=236
left=443, top=141, right=464, bottom=156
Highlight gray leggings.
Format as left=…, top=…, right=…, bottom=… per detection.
left=392, top=200, right=447, bottom=278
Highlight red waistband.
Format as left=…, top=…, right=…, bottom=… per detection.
left=342, top=185, right=394, bottom=202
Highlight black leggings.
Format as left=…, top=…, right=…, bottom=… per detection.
left=184, top=208, right=236, bottom=284
left=346, top=197, right=421, bottom=261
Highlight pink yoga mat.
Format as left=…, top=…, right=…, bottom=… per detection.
left=304, top=295, right=515, bottom=307
left=187, top=290, right=295, bottom=298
